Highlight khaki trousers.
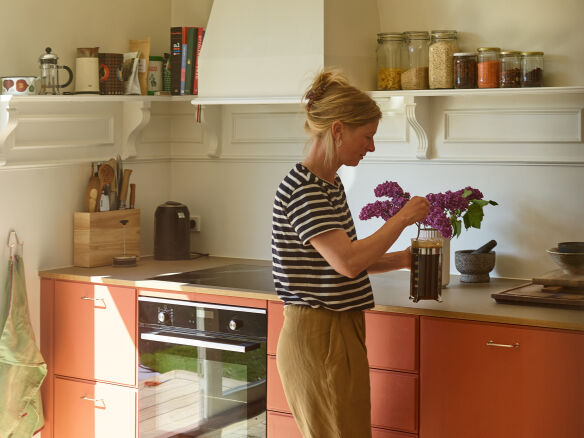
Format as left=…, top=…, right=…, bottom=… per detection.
left=276, top=305, right=372, bottom=438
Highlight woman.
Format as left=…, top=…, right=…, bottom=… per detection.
left=271, top=69, right=429, bottom=438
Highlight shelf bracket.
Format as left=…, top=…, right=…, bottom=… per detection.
left=404, top=96, right=430, bottom=159
left=121, top=100, right=151, bottom=159
left=0, top=101, right=19, bottom=166
left=195, top=104, right=223, bottom=158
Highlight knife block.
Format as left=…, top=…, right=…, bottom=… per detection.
left=74, top=209, right=140, bottom=267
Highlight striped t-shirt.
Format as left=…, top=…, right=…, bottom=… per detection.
left=272, top=163, right=374, bottom=311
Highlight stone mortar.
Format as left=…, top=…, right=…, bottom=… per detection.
left=455, top=250, right=496, bottom=283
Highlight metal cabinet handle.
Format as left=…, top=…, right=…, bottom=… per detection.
left=80, top=395, right=106, bottom=408
left=80, top=296, right=106, bottom=307
left=486, top=340, right=520, bottom=349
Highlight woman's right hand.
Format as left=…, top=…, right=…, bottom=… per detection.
left=396, top=196, right=430, bottom=225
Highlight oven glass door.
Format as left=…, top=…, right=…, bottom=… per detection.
left=139, top=316, right=266, bottom=437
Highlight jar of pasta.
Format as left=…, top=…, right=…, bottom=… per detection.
left=402, top=31, right=430, bottom=90
left=477, top=47, right=500, bottom=88
left=499, top=51, right=521, bottom=88
left=453, top=52, right=477, bottom=89
left=429, top=30, right=458, bottom=89
left=376, top=32, right=404, bottom=90
left=521, top=52, right=544, bottom=87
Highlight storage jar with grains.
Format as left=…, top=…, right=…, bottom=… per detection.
left=402, top=31, right=430, bottom=90
left=429, top=30, right=458, bottom=89
left=499, top=51, right=521, bottom=88
left=477, top=47, right=500, bottom=88
left=453, top=52, right=477, bottom=89
left=521, top=51, right=544, bottom=87
left=376, top=32, right=405, bottom=90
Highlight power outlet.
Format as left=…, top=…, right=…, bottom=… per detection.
left=190, top=215, right=201, bottom=232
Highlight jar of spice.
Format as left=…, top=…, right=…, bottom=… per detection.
left=453, top=52, right=477, bottom=89
left=429, top=30, right=458, bottom=89
left=376, top=32, right=405, bottom=90
left=402, top=31, right=430, bottom=90
left=521, top=51, right=544, bottom=87
left=477, top=47, right=500, bottom=88
left=499, top=51, right=521, bottom=88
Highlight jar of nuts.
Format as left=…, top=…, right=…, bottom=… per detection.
left=453, top=52, right=477, bottom=89
left=376, top=32, right=405, bottom=90
left=429, top=30, right=458, bottom=89
left=521, top=51, right=544, bottom=87
left=402, top=31, right=430, bottom=90
left=499, top=51, right=521, bottom=88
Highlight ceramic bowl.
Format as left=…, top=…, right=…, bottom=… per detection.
left=547, top=248, right=584, bottom=275
left=1, top=76, right=38, bottom=95
left=455, top=250, right=496, bottom=283
left=557, top=242, right=584, bottom=254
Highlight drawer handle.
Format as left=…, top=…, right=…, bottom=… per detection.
left=80, top=395, right=106, bottom=409
left=486, top=340, right=520, bottom=349
left=80, top=296, right=106, bottom=307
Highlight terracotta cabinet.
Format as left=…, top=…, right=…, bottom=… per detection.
left=41, top=279, right=138, bottom=438
left=420, top=316, right=584, bottom=438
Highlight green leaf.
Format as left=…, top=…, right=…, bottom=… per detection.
left=465, top=203, right=484, bottom=229
left=489, top=200, right=498, bottom=206
left=462, top=189, right=472, bottom=198
left=453, top=220, right=462, bottom=238
left=472, top=199, right=489, bottom=207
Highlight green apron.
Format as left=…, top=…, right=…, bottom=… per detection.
left=0, top=255, right=46, bottom=438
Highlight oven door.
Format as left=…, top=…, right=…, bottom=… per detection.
left=138, top=307, right=266, bottom=437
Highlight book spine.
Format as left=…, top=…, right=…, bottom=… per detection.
left=193, top=27, right=205, bottom=95
left=185, top=27, right=196, bottom=95
left=170, top=27, right=183, bottom=95
left=180, top=27, right=188, bottom=95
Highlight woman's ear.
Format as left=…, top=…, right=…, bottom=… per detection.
left=331, top=120, right=343, bottom=141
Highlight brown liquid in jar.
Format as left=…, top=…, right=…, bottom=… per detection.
left=410, top=238, right=442, bottom=302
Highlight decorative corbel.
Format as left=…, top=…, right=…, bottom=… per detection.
left=121, top=100, right=151, bottom=159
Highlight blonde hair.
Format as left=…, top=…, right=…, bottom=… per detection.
left=303, top=68, right=382, bottom=165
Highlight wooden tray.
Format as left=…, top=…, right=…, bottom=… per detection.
left=491, top=282, right=584, bottom=309
left=532, top=270, right=584, bottom=288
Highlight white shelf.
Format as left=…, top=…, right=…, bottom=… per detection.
left=0, top=94, right=194, bottom=103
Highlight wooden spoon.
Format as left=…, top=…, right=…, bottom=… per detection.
left=84, top=163, right=100, bottom=212
left=95, top=163, right=115, bottom=211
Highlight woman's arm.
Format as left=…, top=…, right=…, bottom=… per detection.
left=367, top=248, right=411, bottom=274
left=309, top=196, right=429, bottom=278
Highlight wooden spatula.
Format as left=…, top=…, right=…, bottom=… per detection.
left=95, top=163, right=115, bottom=211
left=84, top=163, right=100, bottom=212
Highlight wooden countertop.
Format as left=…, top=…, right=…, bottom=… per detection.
left=39, top=256, right=584, bottom=332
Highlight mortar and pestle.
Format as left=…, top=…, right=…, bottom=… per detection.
left=455, top=240, right=497, bottom=283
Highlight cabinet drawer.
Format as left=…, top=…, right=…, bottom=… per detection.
left=365, top=311, right=418, bottom=372
left=267, top=411, right=417, bottom=438
left=53, top=377, right=136, bottom=438
left=370, top=369, right=418, bottom=433
left=267, top=300, right=284, bottom=355
left=54, top=281, right=137, bottom=386
left=268, top=356, right=418, bottom=433
left=420, top=317, right=584, bottom=438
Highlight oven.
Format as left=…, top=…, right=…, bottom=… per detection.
left=138, top=296, right=267, bottom=438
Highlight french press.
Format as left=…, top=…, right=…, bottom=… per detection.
left=38, top=47, right=73, bottom=95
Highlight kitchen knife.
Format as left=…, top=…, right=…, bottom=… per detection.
left=130, top=183, right=136, bottom=209
left=119, top=169, right=133, bottom=209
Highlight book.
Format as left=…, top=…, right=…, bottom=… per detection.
left=193, top=27, right=205, bottom=95
left=184, top=27, right=197, bottom=95
left=170, top=27, right=183, bottom=95
left=180, top=27, right=188, bottom=95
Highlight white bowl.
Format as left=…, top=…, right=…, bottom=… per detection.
left=2, top=76, right=38, bottom=95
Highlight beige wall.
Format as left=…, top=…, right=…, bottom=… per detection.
left=377, top=0, right=584, bottom=86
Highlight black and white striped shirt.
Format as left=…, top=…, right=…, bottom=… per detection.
left=272, top=163, right=374, bottom=311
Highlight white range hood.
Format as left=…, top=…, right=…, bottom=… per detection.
left=197, top=0, right=380, bottom=98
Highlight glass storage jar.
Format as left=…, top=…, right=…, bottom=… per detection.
left=521, top=51, right=544, bottom=87
left=402, top=31, right=430, bottom=90
left=429, top=30, right=458, bottom=89
left=477, top=47, right=500, bottom=88
left=499, top=51, right=521, bottom=88
left=453, top=52, right=477, bottom=89
left=376, top=32, right=404, bottom=90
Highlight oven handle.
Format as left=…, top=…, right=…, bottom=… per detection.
left=140, top=332, right=260, bottom=353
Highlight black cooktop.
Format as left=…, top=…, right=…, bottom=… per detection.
left=149, top=264, right=275, bottom=293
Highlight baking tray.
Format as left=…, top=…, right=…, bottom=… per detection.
left=491, top=282, right=584, bottom=309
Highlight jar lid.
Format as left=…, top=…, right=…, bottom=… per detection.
left=477, top=47, right=501, bottom=52
left=453, top=52, right=477, bottom=57
left=431, top=30, right=457, bottom=38
left=377, top=32, right=404, bottom=42
left=403, top=31, right=430, bottom=40
left=500, top=50, right=521, bottom=56
left=521, top=51, right=544, bottom=56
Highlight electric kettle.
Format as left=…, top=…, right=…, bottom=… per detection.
left=38, top=47, right=73, bottom=95
left=154, top=201, right=192, bottom=260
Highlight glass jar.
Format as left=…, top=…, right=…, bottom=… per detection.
left=402, top=31, right=430, bottom=90
left=521, top=51, right=544, bottom=87
left=453, top=52, right=477, bottom=89
left=376, top=32, right=404, bottom=90
left=410, top=228, right=443, bottom=302
left=477, top=47, right=500, bottom=88
left=499, top=51, right=521, bottom=88
left=429, top=30, right=458, bottom=89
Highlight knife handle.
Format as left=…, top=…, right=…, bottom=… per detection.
left=130, top=184, right=136, bottom=209
left=119, top=169, right=133, bottom=205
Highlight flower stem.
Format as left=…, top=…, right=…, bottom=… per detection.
left=416, top=223, right=421, bottom=240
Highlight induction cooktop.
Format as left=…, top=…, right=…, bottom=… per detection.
left=149, top=264, right=274, bottom=293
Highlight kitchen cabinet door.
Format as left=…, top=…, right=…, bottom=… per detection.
left=53, top=377, right=136, bottom=438
left=267, top=355, right=290, bottom=413
left=267, top=300, right=284, bottom=355
left=365, top=311, right=418, bottom=372
left=420, top=316, right=584, bottom=438
left=54, top=281, right=137, bottom=386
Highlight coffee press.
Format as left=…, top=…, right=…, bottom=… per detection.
left=39, top=47, right=73, bottom=95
